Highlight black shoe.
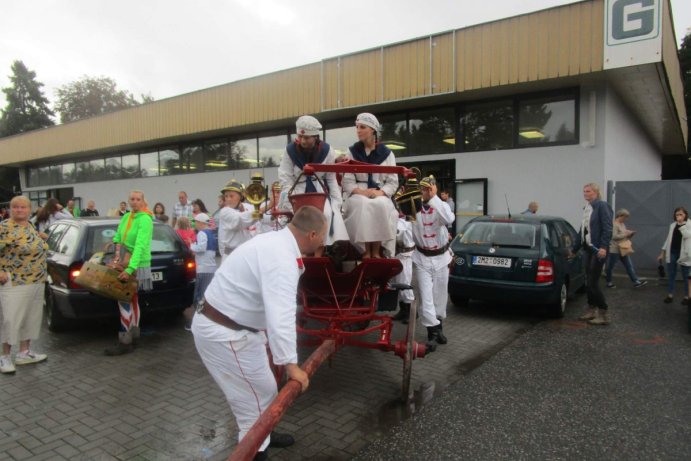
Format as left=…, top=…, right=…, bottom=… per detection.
left=633, top=280, right=647, bottom=288
left=253, top=451, right=268, bottom=461
left=663, top=296, right=673, bottom=304
left=435, top=327, right=448, bottom=345
left=427, top=323, right=448, bottom=345
left=392, top=302, right=410, bottom=323
left=606, top=282, right=615, bottom=288
left=104, top=343, right=133, bottom=356
left=268, top=432, right=294, bottom=448
left=424, top=341, right=437, bottom=353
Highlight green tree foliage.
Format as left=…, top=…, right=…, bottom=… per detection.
left=679, top=31, right=690, bottom=153
left=0, top=60, right=55, bottom=137
left=54, top=76, right=153, bottom=123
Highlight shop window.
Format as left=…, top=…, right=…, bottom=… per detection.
left=62, top=162, right=76, bottom=184
left=379, top=114, right=407, bottom=156
left=462, top=100, right=514, bottom=152
left=105, top=156, right=122, bottom=179
left=181, top=145, right=204, bottom=173
left=140, top=151, right=159, bottom=177
left=159, top=148, right=181, bottom=176
left=408, top=108, right=456, bottom=155
left=122, top=154, right=139, bottom=178
left=231, top=138, right=258, bottom=170
left=258, top=134, right=286, bottom=168
left=518, top=95, right=577, bottom=146
left=204, top=141, right=230, bottom=172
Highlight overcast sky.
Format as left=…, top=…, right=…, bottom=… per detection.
left=1, top=0, right=689, bottom=113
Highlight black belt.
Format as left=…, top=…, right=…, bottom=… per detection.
left=396, top=245, right=415, bottom=254
left=199, top=300, right=259, bottom=333
left=415, top=243, right=450, bottom=257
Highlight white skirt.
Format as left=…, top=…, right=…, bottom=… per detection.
left=344, top=195, right=398, bottom=257
left=0, top=283, right=44, bottom=346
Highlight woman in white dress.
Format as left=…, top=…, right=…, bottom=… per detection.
left=341, top=113, right=399, bottom=258
left=278, top=115, right=348, bottom=253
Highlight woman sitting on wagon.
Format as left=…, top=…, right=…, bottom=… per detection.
left=342, top=113, right=399, bottom=259
left=278, top=115, right=348, bottom=254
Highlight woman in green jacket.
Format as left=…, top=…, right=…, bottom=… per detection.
left=105, top=190, right=154, bottom=356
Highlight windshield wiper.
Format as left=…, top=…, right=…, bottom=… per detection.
left=490, top=242, right=533, bottom=248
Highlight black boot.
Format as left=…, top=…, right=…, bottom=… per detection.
left=392, top=302, right=410, bottom=322
left=268, top=431, right=295, bottom=448
left=253, top=450, right=268, bottom=461
left=425, top=327, right=438, bottom=353
left=435, top=320, right=448, bottom=345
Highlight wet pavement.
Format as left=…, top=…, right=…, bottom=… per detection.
left=354, top=275, right=691, bottom=460
left=0, top=292, right=535, bottom=460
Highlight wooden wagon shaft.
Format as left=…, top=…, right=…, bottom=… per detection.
left=228, top=339, right=337, bottom=461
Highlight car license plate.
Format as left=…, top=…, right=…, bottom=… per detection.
left=151, top=271, right=163, bottom=281
left=472, top=256, right=511, bottom=268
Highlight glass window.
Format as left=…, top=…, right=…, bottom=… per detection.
left=140, top=151, right=159, bottom=177
left=122, top=154, right=139, bottom=178
left=150, top=225, right=182, bottom=253
left=46, top=224, right=69, bottom=251
left=181, top=145, right=204, bottom=173
left=48, top=165, right=62, bottom=185
left=62, top=162, right=76, bottom=183
left=231, top=139, right=258, bottom=170
left=518, top=95, right=577, bottom=145
left=27, top=168, right=39, bottom=188
left=159, top=148, right=180, bottom=176
left=86, top=225, right=118, bottom=259
left=37, top=166, right=50, bottom=186
left=258, top=134, right=286, bottom=168
left=105, top=156, right=121, bottom=179
left=408, top=108, right=456, bottom=155
left=462, top=100, right=514, bottom=152
left=204, top=140, right=230, bottom=172
left=379, top=114, right=408, bottom=156
left=75, top=162, right=91, bottom=182
left=56, top=225, right=80, bottom=255
left=89, top=159, right=105, bottom=182
left=325, top=125, right=355, bottom=158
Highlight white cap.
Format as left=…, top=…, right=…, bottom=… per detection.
left=356, top=113, right=380, bottom=132
left=195, top=213, right=210, bottom=224
left=296, top=115, right=322, bottom=136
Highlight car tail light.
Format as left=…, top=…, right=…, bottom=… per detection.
left=185, top=259, right=196, bottom=281
left=536, top=259, right=554, bottom=283
left=68, top=262, right=84, bottom=289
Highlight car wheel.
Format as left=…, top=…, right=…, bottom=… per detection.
left=548, top=282, right=568, bottom=318
left=44, top=285, right=68, bottom=332
left=450, top=292, right=470, bottom=308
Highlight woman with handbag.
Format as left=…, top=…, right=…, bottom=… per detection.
left=658, top=207, right=691, bottom=305
left=0, top=196, right=49, bottom=374
left=605, top=209, right=647, bottom=289
left=105, top=190, right=154, bottom=356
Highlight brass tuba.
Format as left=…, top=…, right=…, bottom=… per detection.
left=245, top=172, right=268, bottom=219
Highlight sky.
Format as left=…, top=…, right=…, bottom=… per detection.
left=0, top=0, right=689, bottom=112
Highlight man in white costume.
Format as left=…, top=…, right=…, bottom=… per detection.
left=217, top=179, right=255, bottom=262
left=391, top=214, right=415, bottom=323
left=278, top=115, right=348, bottom=252
left=192, top=206, right=327, bottom=461
left=411, top=175, right=455, bottom=346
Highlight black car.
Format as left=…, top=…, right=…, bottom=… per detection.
left=448, top=215, right=585, bottom=317
left=44, top=217, right=196, bottom=331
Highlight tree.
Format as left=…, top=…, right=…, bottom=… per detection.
left=679, top=31, right=690, bottom=154
left=0, top=60, right=55, bottom=137
left=54, top=76, right=153, bottom=123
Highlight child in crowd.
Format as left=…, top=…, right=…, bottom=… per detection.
left=175, top=216, right=196, bottom=248
left=184, top=213, right=218, bottom=330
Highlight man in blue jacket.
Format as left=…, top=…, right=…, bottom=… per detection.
left=571, top=183, right=613, bottom=325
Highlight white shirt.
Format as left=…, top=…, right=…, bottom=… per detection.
left=190, top=230, right=217, bottom=274
left=411, top=195, right=455, bottom=251
left=201, top=228, right=303, bottom=365
left=581, top=203, right=593, bottom=246
left=396, top=218, right=414, bottom=252
left=217, top=205, right=255, bottom=253
left=278, top=143, right=342, bottom=207
left=341, top=151, right=398, bottom=198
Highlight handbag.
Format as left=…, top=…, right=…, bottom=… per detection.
left=74, top=251, right=138, bottom=301
left=618, top=239, right=634, bottom=257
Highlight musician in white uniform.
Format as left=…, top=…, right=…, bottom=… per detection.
left=217, top=179, right=255, bottom=262
left=192, top=206, right=327, bottom=461
left=392, top=214, right=415, bottom=323
left=412, top=175, right=455, bottom=345
left=342, top=113, right=399, bottom=258
left=278, top=116, right=348, bottom=252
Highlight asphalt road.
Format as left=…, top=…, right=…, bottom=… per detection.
left=354, top=276, right=691, bottom=460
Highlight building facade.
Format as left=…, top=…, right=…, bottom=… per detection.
left=0, top=0, right=686, bottom=229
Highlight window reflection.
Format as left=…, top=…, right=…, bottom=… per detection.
left=325, top=125, right=355, bottom=158
left=27, top=168, right=39, bottom=187
left=518, top=96, right=576, bottom=145
left=258, top=134, right=286, bottom=168
left=462, top=100, right=514, bottom=151
left=159, top=148, right=180, bottom=175
left=204, top=141, right=230, bottom=172
left=231, top=139, right=257, bottom=169
left=105, top=157, right=121, bottom=179
left=181, top=145, right=203, bottom=173
left=49, top=165, right=62, bottom=185
left=409, top=108, right=455, bottom=155
left=140, top=151, right=159, bottom=177
left=122, top=154, right=139, bottom=178
left=62, top=163, right=75, bottom=184
left=379, top=115, right=407, bottom=156
left=75, top=162, right=90, bottom=182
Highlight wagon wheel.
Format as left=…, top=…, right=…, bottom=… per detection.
left=401, top=298, right=417, bottom=403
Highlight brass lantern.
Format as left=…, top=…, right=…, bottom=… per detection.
left=395, top=168, right=423, bottom=222
left=245, top=173, right=267, bottom=219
